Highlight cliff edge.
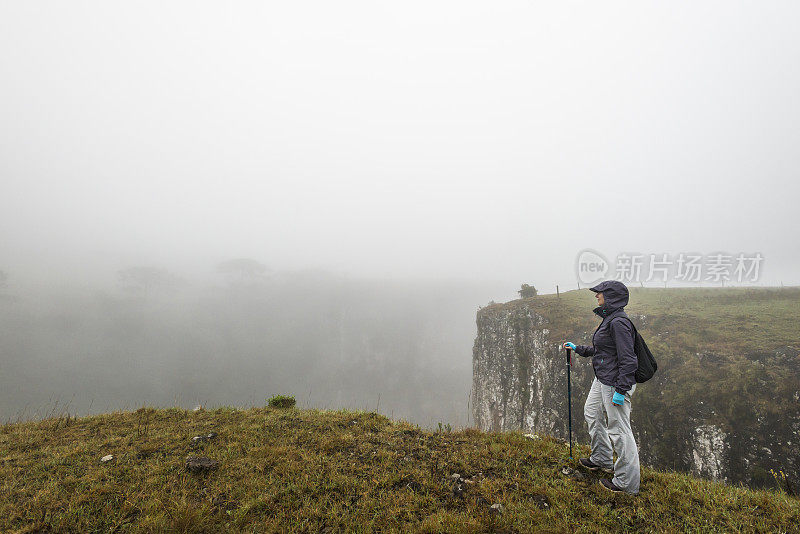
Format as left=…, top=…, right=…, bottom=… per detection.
left=472, top=287, right=800, bottom=489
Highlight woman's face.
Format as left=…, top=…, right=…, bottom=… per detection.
left=596, top=291, right=605, bottom=306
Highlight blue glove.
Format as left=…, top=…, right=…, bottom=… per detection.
left=563, top=342, right=577, bottom=351
left=612, top=390, right=625, bottom=406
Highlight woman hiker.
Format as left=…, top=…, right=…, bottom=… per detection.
left=562, top=280, right=640, bottom=495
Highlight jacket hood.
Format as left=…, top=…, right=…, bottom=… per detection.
left=590, top=280, right=629, bottom=316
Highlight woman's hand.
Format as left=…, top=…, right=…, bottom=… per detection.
left=562, top=342, right=577, bottom=351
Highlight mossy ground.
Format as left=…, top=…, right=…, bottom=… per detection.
left=1, top=406, right=798, bottom=533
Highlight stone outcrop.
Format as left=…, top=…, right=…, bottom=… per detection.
left=471, top=305, right=592, bottom=437
left=691, top=424, right=727, bottom=480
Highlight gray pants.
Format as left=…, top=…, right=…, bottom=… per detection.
left=584, top=377, right=640, bottom=494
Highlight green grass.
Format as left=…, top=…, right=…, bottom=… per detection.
left=267, top=395, right=297, bottom=409
left=1, top=406, right=798, bottom=533
left=494, top=286, right=800, bottom=356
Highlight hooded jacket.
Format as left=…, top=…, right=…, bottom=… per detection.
left=574, top=280, right=638, bottom=394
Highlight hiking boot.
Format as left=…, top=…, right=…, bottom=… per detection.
left=599, top=479, right=625, bottom=493
left=579, top=458, right=613, bottom=474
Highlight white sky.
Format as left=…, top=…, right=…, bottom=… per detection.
left=2, top=1, right=799, bottom=291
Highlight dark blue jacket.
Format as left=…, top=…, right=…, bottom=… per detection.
left=574, top=280, right=637, bottom=394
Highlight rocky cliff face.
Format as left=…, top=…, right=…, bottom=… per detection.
left=471, top=305, right=590, bottom=437
left=471, top=300, right=799, bottom=489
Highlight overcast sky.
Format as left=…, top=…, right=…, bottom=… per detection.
left=2, top=1, right=799, bottom=292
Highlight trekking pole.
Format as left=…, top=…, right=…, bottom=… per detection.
left=566, top=346, right=573, bottom=459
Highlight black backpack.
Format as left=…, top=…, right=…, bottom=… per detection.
left=616, top=317, right=658, bottom=383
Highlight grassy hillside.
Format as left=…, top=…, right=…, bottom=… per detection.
left=1, top=406, right=798, bottom=533
left=489, top=286, right=800, bottom=355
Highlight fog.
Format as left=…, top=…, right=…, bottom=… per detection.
left=1, top=2, right=799, bottom=425
left=0, top=271, right=508, bottom=426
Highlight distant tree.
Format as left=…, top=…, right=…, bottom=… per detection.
left=117, top=266, right=185, bottom=295
left=518, top=284, right=538, bottom=299
left=217, top=258, right=269, bottom=285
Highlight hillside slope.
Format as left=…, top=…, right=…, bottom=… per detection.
left=472, top=287, right=800, bottom=489
left=1, top=406, right=798, bottom=533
